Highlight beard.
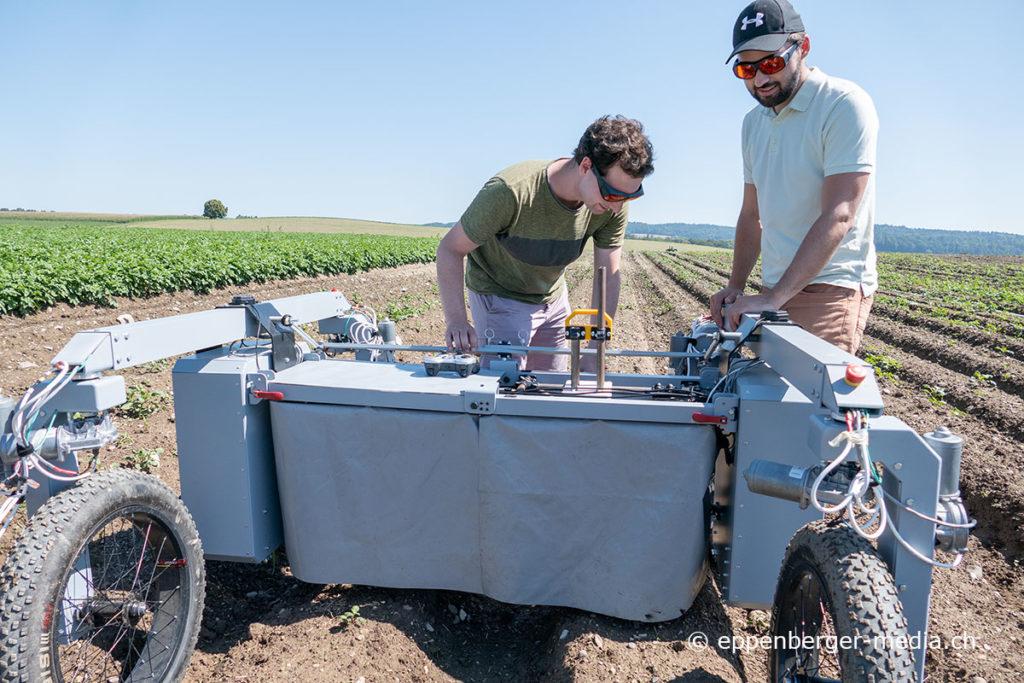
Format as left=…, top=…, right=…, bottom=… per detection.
left=751, top=67, right=802, bottom=108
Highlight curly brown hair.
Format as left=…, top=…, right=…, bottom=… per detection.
left=572, top=115, right=654, bottom=178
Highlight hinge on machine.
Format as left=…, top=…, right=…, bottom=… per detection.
left=243, top=304, right=299, bottom=372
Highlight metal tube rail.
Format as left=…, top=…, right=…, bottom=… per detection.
left=321, top=342, right=704, bottom=359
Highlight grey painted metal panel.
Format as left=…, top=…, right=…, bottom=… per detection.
left=172, top=349, right=281, bottom=562
left=51, top=332, right=113, bottom=374
left=41, top=376, right=126, bottom=414
left=724, top=367, right=821, bottom=608
left=747, top=322, right=882, bottom=413
left=871, top=417, right=941, bottom=680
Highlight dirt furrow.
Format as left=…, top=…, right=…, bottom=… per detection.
left=872, top=299, right=1024, bottom=356
left=860, top=333, right=1024, bottom=442
left=865, top=316, right=1024, bottom=398
left=646, top=254, right=719, bottom=305
left=860, top=334, right=1024, bottom=555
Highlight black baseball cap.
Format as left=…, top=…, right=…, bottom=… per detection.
left=726, top=0, right=805, bottom=63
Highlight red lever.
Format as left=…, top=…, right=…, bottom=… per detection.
left=693, top=412, right=727, bottom=425
left=252, top=390, right=284, bottom=401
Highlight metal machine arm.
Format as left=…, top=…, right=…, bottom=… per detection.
left=52, top=291, right=350, bottom=375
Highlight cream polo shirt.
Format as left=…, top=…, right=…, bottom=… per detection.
left=742, top=67, right=879, bottom=295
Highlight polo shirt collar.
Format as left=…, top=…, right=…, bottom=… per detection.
left=760, top=67, right=826, bottom=118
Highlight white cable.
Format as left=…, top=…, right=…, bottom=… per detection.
left=810, top=440, right=858, bottom=514
left=880, top=489, right=977, bottom=529
left=816, top=416, right=963, bottom=567
left=15, top=363, right=75, bottom=447
left=887, top=517, right=965, bottom=569
left=845, top=479, right=888, bottom=540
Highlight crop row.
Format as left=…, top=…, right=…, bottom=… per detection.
left=648, top=251, right=1024, bottom=394
left=0, top=224, right=439, bottom=316
left=672, top=248, right=1024, bottom=337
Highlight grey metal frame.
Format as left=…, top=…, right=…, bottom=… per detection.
left=21, top=295, right=951, bottom=679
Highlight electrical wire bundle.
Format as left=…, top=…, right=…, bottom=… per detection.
left=341, top=306, right=382, bottom=344
left=1, top=362, right=99, bottom=542
left=810, top=410, right=974, bottom=569
left=707, top=358, right=766, bottom=399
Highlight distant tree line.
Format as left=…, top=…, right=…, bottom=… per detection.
left=625, top=221, right=1024, bottom=256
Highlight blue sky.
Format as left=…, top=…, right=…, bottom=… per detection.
left=2, top=1, right=1020, bottom=234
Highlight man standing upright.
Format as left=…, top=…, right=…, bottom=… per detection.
left=710, top=0, right=879, bottom=354
left=437, top=115, right=654, bottom=370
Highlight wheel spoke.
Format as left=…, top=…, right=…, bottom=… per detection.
left=54, top=504, right=192, bottom=680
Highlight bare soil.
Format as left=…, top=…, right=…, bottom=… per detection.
left=2, top=253, right=1023, bottom=682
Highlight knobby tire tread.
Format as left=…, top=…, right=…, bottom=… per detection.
left=0, top=469, right=205, bottom=683
left=769, top=518, right=918, bottom=682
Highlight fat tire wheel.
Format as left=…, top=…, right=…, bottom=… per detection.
left=0, top=469, right=205, bottom=683
left=769, top=519, right=917, bottom=682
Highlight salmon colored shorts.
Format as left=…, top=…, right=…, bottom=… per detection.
left=780, top=283, right=873, bottom=355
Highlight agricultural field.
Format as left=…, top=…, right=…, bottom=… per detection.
left=1, top=223, right=1022, bottom=681
left=0, top=224, right=439, bottom=315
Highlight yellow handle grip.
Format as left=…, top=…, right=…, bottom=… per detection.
left=564, top=308, right=613, bottom=330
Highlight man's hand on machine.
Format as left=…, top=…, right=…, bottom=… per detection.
left=710, top=286, right=744, bottom=328
left=722, top=292, right=784, bottom=330
left=445, top=321, right=479, bottom=353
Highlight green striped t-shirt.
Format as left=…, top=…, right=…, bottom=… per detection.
left=460, top=159, right=627, bottom=304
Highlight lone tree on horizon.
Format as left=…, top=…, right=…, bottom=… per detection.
left=203, top=199, right=228, bottom=219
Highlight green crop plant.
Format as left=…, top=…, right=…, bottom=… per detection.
left=337, top=605, right=366, bottom=629
left=140, top=358, right=171, bottom=373
left=385, top=292, right=439, bottom=321
left=119, top=381, right=169, bottom=419
left=923, top=384, right=947, bottom=405
left=972, top=371, right=997, bottom=387
left=120, top=447, right=162, bottom=473
left=0, top=224, right=439, bottom=316
left=864, top=354, right=902, bottom=383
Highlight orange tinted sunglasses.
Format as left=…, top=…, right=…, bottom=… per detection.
left=732, top=41, right=800, bottom=80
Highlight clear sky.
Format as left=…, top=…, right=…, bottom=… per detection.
left=2, top=1, right=1020, bottom=234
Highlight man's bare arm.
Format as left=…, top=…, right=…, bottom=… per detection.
left=711, top=183, right=761, bottom=326
left=726, top=172, right=870, bottom=328
left=592, top=246, right=622, bottom=320
left=436, top=222, right=480, bottom=351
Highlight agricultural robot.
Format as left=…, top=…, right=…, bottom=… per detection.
left=0, top=274, right=972, bottom=682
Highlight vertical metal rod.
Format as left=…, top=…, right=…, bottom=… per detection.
left=596, top=266, right=606, bottom=389
left=570, top=339, right=580, bottom=390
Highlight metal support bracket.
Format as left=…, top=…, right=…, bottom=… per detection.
left=463, top=386, right=496, bottom=415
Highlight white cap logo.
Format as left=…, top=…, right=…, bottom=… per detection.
left=741, top=12, right=765, bottom=30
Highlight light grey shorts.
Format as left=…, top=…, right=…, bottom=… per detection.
left=468, top=289, right=571, bottom=371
